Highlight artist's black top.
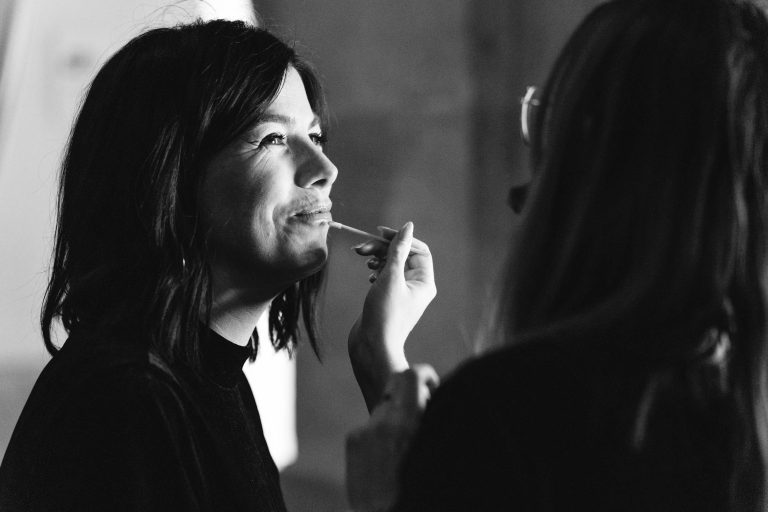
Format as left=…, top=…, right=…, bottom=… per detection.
left=394, top=338, right=736, bottom=512
left=0, top=328, right=286, bottom=512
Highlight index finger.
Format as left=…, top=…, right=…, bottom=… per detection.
left=378, top=226, right=431, bottom=256
left=352, top=235, right=431, bottom=257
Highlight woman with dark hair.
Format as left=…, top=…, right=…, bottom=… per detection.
left=348, top=0, right=768, bottom=510
left=0, top=19, right=435, bottom=511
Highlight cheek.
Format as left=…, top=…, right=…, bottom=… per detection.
left=201, top=165, right=270, bottom=239
left=241, top=177, right=302, bottom=257
left=200, top=150, right=301, bottom=258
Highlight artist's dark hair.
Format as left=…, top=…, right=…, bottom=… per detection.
left=41, top=20, right=328, bottom=367
left=499, top=0, right=768, bottom=508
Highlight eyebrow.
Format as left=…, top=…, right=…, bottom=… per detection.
left=258, top=113, right=321, bottom=129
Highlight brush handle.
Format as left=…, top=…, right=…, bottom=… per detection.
left=329, top=221, right=389, bottom=243
left=329, top=221, right=426, bottom=255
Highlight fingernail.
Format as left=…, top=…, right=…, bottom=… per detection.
left=352, top=242, right=375, bottom=252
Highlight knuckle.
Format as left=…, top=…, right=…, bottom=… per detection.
left=412, top=363, right=438, bottom=382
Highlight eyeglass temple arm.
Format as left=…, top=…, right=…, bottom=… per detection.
left=520, top=86, right=540, bottom=146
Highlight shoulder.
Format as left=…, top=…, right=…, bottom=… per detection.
left=417, top=341, right=569, bottom=443
left=409, top=342, right=566, bottom=445
left=0, top=332, right=199, bottom=509
left=51, top=328, right=181, bottom=386
left=404, top=345, right=556, bottom=461
left=395, top=341, right=625, bottom=511
left=431, top=339, right=581, bottom=411
left=422, top=337, right=642, bottom=453
left=394, top=344, right=567, bottom=511
left=18, top=329, right=192, bottom=434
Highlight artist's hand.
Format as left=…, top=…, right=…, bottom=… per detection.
left=346, top=365, right=439, bottom=512
left=348, top=222, right=436, bottom=411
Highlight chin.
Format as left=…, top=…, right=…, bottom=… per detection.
left=291, top=245, right=329, bottom=279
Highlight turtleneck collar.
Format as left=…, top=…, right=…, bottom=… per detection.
left=199, top=327, right=251, bottom=388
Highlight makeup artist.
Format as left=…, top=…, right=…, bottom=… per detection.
left=347, top=0, right=768, bottom=510
left=0, top=20, right=435, bottom=511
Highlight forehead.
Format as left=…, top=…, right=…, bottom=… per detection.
left=262, top=67, right=317, bottom=123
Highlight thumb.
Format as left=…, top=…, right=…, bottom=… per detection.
left=384, top=222, right=414, bottom=274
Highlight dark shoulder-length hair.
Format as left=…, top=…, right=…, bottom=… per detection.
left=499, top=0, right=768, bottom=508
left=41, top=20, right=328, bottom=367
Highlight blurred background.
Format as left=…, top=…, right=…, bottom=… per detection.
left=0, top=0, right=601, bottom=509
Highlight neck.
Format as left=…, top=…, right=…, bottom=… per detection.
left=208, top=294, right=271, bottom=347
left=206, top=262, right=297, bottom=346
left=208, top=270, right=282, bottom=346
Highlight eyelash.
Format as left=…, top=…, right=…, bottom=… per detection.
left=259, top=133, right=286, bottom=148
left=310, top=132, right=327, bottom=147
left=254, top=132, right=327, bottom=150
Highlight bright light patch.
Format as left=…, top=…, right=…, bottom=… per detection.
left=243, top=312, right=298, bottom=470
left=198, top=0, right=257, bottom=25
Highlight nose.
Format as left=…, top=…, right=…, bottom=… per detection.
left=295, top=143, right=338, bottom=191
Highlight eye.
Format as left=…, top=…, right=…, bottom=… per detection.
left=258, top=133, right=287, bottom=149
left=309, top=132, right=327, bottom=148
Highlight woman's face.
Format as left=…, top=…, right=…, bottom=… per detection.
left=199, top=66, right=338, bottom=291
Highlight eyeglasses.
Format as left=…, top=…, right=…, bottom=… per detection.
left=520, top=85, right=540, bottom=147
left=509, top=85, right=539, bottom=213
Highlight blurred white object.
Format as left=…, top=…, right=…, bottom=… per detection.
left=198, top=0, right=257, bottom=24
left=245, top=313, right=299, bottom=469
left=0, top=0, right=296, bottom=469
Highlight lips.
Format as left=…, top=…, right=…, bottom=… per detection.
left=292, top=201, right=333, bottom=223
left=294, top=204, right=332, bottom=216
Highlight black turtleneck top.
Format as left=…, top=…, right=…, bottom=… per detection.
left=0, top=328, right=287, bottom=511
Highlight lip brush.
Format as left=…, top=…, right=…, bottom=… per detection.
left=328, top=221, right=389, bottom=243
left=327, top=221, right=425, bottom=255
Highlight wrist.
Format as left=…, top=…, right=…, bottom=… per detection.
left=349, top=328, right=408, bottom=374
left=349, top=327, right=408, bottom=412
